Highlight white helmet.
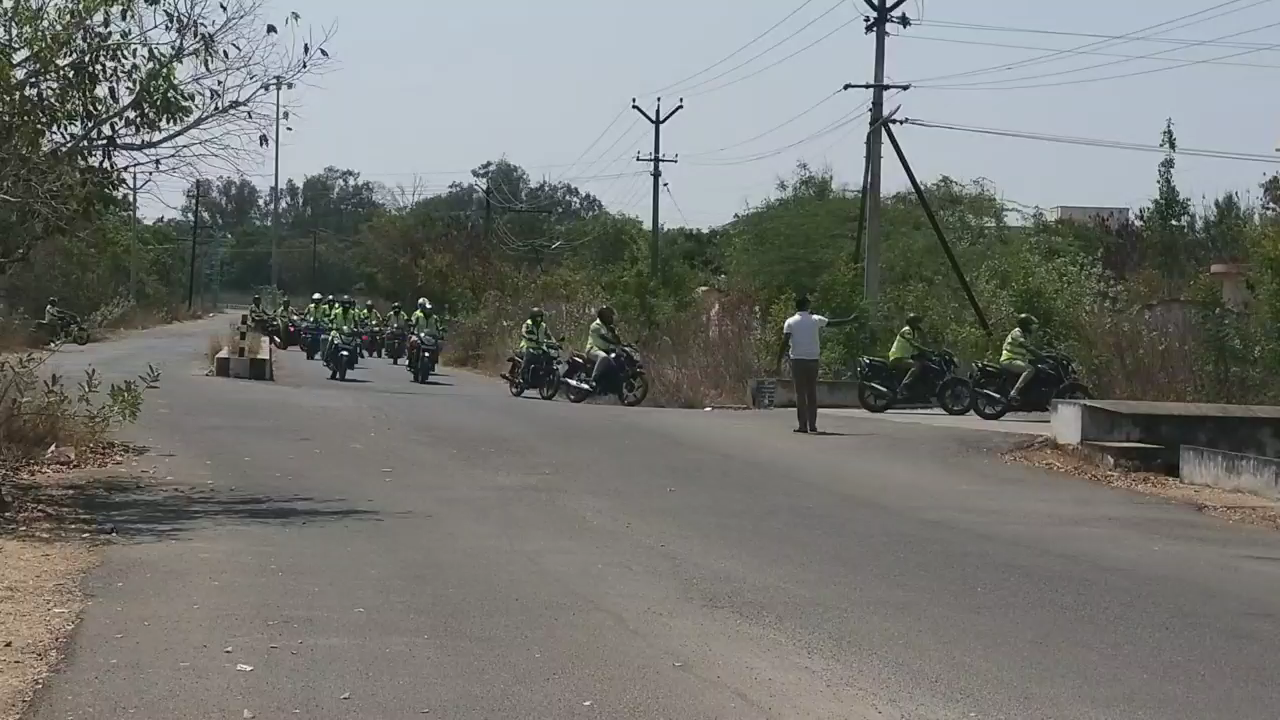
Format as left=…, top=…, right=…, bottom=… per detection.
left=311, top=292, right=322, bottom=302
left=417, top=297, right=430, bottom=309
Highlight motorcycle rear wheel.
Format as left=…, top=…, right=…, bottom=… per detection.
left=937, top=377, right=974, bottom=416
left=857, top=382, right=892, bottom=413
left=338, top=364, right=347, bottom=381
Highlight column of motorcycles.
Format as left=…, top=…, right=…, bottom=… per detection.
left=853, top=346, right=1092, bottom=420
left=262, top=316, right=440, bottom=385
left=500, top=339, right=650, bottom=407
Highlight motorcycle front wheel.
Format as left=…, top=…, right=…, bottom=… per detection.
left=1057, top=382, right=1092, bottom=401
left=619, top=374, right=649, bottom=407
left=72, top=327, right=90, bottom=346
left=937, top=377, right=974, bottom=416
left=538, top=372, right=560, bottom=401
left=566, top=375, right=591, bottom=404
left=508, top=367, right=525, bottom=397
left=973, top=390, right=1010, bottom=421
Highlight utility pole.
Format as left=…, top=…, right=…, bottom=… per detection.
left=632, top=97, right=683, bottom=280
left=859, top=0, right=911, bottom=306
left=187, top=180, right=202, bottom=312
left=271, top=76, right=290, bottom=292
left=311, top=229, right=318, bottom=289
left=129, top=171, right=139, bottom=304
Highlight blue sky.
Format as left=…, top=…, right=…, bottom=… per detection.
left=153, top=0, right=1280, bottom=226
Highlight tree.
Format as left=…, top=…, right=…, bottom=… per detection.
left=0, top=0, right=334, bottom=271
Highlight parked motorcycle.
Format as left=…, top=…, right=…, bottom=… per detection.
left=323, top=328, right=359, bottom=381
left=407, top=333, right=441, bottom=384
left=32, top=312, right=90, bottom=346
left=383, top=327, right=407, bottom=365
left=969, top=350, right=1092, bottom=421
left=501, top=339, right=566, bottom=400
left=561, top=344, right=649, bottom=406
left=855, top=348, right=973, bottom=415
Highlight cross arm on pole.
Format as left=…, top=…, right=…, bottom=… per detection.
left=659, top=99, right=684, bottom=124
left=630, top=97, right=655, bottom=124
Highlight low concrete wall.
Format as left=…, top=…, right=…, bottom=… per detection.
left=748, top=378, right=862, bottom=409
left=214, top=336, right=273, bottom=380
left=1180, top=445, right=1280, bottom=500
left=1051, top=400, right=1280, bottom=458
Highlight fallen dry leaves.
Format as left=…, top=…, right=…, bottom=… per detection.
left=1004, top=437, right=1280, bottom=531
left=0, top=440, right=142, bottom=720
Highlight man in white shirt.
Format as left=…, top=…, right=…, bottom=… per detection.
left=775, top=295, right=856, bottom=434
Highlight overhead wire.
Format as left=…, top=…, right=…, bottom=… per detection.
left=899, top=33, right=1280, bottom=70
left=683, top=90, right=846, bottom=157
left=671, top=0, right=849, bottom=96
left=912, top=17, right=1280, bottom=89
left=686, top=99, right=872, bottom=166
left=663, top=182, right=692, bottom=226
left=647, top=0, right=819, bottom=96
left=914, top=17, right=1280, bottom=50
left=550, top=105, right=629, bottom=183
left=683, top=16, right=860, bottom=98
left=899, top=117, right=1280, bottom=164
left=900, top=0, right=1266, bottom=85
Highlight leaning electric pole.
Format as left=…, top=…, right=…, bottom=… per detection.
left=632, top=97, right=683, bottom=280
left=860, top=0, right=911, bottom=307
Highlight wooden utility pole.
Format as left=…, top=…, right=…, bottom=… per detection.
left=860, top=0, right=911, bottom=306
left=632, top=97, right=683, bottom=280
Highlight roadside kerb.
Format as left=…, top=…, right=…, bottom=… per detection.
left=213, top=314, right=273, bottom=380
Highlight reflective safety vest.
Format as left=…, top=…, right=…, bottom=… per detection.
left=304, top=303, right=325, bottom=322
left=1000, top=327, right=1031, bottom=363
left=520, top=319, right=551, bottom=350
left=889, top=326, right=917, bottom=361
left=585, top=319, right=617, bottom=353
left=385, top=310, right=408, bottom=329
left=331, top=308, right=358, bottom=330
left=412, top=311, right=441, bottom=337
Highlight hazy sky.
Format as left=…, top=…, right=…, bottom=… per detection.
left=150, top=0, right=1280, bottom=226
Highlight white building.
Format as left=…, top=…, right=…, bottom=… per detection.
left=1049, top=206, right=1131, bottom=225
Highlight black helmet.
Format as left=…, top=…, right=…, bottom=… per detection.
left=365, top=300, right=374, bottom=308
left=906, top=312, right=923, bottom=327
left=47, top=297, right=58, bottom=306
left=1017, top=313, right=1038, bottom=331
left=252, top=294, right=261, bottom=303
left=596, top=305, right=614, bottom=322
left=530, top=306, right=544, bottom=319
left=342, top=295, right=353, bottom=306
left=391, top=302, right=401, bottom=311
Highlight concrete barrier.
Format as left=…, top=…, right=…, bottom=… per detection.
left=1051, top=399, right=1280, bottom=458
left=748, top=378, right=862, bottom=409
left=1181, top=445, right=1280, bottom=500
left=213, top=314, right=274, bottom=381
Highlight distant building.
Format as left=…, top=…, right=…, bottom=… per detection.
left=1049, top=205, right=1130, bottom=225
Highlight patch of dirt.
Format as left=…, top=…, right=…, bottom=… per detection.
left=0, top=441, right=142, bottom=720
left=1004, top=437, right=1280, bottom=531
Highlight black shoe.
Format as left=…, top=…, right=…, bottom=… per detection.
left=793, top=427, right=809, bottom=434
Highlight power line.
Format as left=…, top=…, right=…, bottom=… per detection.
left=671, top=0, right=849, bottom=96
left=901, top=0, right=1266, bottom=85
left=914, top=17, right=1280, bottom=50
left=900, top=33, right=1280, bottom=70
left=914, top=17, right=1280, bottom=89
left=917, top=22, right=1280, bottom=90
left=685, top=101, right=870, bottom=166
left=683, top=90, right=844, bottom=157
left=684, top=16, right=860, bottom=98
left=647, top=0, right=820, bottom=95
left=662, top=181, right=692, bottom=227
left=551, top=106, right=629, bottom=183
left=899, top=117, right=1280, bottom=163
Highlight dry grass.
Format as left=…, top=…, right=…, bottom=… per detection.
left=1005, top=438, right=1280, bottom=531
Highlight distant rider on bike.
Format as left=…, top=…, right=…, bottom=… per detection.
left=248, top=294, right=272, bottom=333
left=585, top=306, right=623, bottom=390
left=1001, top=313, right=1043, bottom=405
left=519, top=306, right=553, bottom=385
left=304, top=293, right=327, bottom=323
left=44, top=297, right=73, bottom=339
left=411, top=298, right=442, bottom=339
left=385, top=302, right=408, bottom=330
left=324, top=296, right=360, bottom=363
left=888, top=313, right=931, bottom=398
left=362, top=299, right=382, bottom=327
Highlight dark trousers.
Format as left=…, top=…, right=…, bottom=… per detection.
left=791, top=358, right=820, bottom=431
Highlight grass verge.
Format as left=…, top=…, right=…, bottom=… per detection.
left=1004, top=437, right=1280, bottom=531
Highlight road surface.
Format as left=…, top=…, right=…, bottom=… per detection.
left=27, top=316, right=1280, bottom=719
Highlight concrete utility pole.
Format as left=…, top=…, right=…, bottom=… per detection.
left=270, top=76, right=293, bottom=292
left=860, top=0, right=912, bottom=306
left=187, top=180, right=202, bottom=312
left=632, top=97, right=683, bottom=280
left=129, top=171, right=139, bottom=303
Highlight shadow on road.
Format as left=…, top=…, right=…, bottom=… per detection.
left=2, top=475, right=382, bottom=543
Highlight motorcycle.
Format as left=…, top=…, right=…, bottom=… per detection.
left=383, top=327, right=407, bottom=365
left=32, top=312, right=90, bottom=346
left=969, top=350, right=1092, bottom=421
left=280, top=317, right=301, bottom=349
left=299, top=321, right=326, bottom=361
left=561, top=344, right=649, bottom=407
left=323, top=328, right=359, bottom=381
left=407, top=333, right=441, bottom=384
left=501, top=339, right=566, bottom=401
left=362, top=325, right=383, bottom=359
left=855, top=348, right=973, bottom=416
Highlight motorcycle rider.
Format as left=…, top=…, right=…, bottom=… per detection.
left=410, top=298, right=443, bottom=371
left=44, top=297, right=72, bottom=338
left=1001, top=313, right=1043, bottom=405
left=248, top=294, right=271, bottom=333
left=324, top=296, right=360, bottom=364
left=362, top=299, right=382, bottom=327
left=888, top=313, right=931, bottom=398
left=585, top=305, right=623, bottom=389
left=277, top=297, right=296, bottom=322
left=385, top=302, right=408, bottom=329
left=323, top=294, right=337, bottom=320
left=519, top=306, right=553, bottom=385
left=304, top=293, right=326, bottom=322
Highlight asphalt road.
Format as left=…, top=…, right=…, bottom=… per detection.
left=27, top=316, right=1280, bottom=719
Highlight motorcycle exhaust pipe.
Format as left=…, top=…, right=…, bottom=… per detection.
left=563, top=378, right=591, bottom=391
left=864, top=382, right=892, bottom=397
left=976, top=388, right=1004, bottom=401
